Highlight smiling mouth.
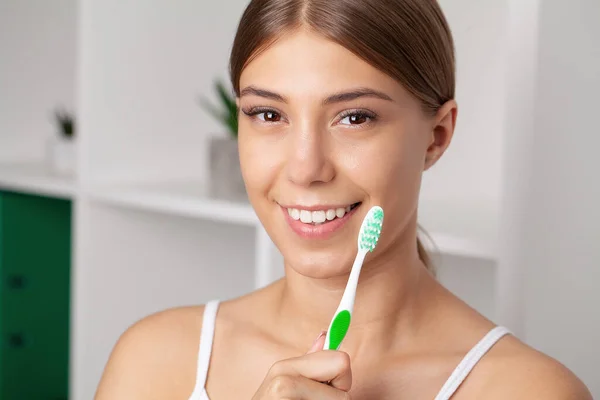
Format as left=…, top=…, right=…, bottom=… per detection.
left=285, top=202, right=362, bottom=225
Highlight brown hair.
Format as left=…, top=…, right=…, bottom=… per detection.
left=229, top=0, right=456, bottom=272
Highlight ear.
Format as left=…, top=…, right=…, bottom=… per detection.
left=424, top=100, right=458, bottom=171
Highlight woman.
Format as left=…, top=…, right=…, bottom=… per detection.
left=96, top=0, right=592, bottom=398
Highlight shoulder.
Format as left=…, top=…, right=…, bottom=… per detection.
left=474, top=334, right=592, bottom=399
left=433, top=286, right=592, bottom=399
left=94, top=305, right=206, bottom=400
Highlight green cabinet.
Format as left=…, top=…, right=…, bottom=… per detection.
left=0, top=191, right=71, bottom=400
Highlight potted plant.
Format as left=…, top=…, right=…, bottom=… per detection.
left=199, top=80, right=247, bottom=200
left=48, top=108, right=76, bottom=175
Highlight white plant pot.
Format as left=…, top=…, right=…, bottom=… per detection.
left=48, top=136, right=75, bottom=176
left=208, top=136, right=247, bottom=201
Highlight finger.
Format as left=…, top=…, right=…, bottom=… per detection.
left=271, top=351, right=353, bottom=392
left=267, top=374, right=351, bottom=400
left=306, top=331, right=327, bottom=354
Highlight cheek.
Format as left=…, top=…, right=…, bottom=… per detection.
left=356, top=129, right=427, bottom=249
left=344, top=129, right=425, bottom=201
left=238, top=128, right=282, bottom=197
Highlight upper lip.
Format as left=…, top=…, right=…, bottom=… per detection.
left=278, top=202, right=360, bottom=211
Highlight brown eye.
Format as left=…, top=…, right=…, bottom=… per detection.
left=262, top=111, right=281, bottom=122
left=339, top=111, right=376, bottom=126
left=241, top=107, right=283, bottom=123
left=349, top=114, right=367, bottom=124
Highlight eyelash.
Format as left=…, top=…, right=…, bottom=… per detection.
left=241, top=107, right=283, bottom=122
left=241, top=107, right=378, bottom=126
left=338, top=109, right=377, bottom=126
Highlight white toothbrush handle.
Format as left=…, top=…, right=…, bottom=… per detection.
left=323, top=249, right=368, bottom=350
left=338, top=249, right=367, bottom=312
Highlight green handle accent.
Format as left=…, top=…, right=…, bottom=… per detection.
left=328, top=310, right=351, bottom=350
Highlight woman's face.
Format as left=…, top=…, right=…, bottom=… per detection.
left=238, top=29, right=452, bottom=278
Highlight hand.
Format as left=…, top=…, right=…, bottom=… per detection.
left=252, top=331, right=353, bottom=399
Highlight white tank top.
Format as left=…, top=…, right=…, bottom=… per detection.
left=188, top=300, right=511, bottom=400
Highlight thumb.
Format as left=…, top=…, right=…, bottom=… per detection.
left=307, top=331, right=327, bottom=354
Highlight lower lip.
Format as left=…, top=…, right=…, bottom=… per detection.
left=282, top=205, right=360, bottom=239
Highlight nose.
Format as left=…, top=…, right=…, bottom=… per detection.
left=286, top=127, right=335, bottom=187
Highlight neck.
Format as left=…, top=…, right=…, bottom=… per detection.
left=274, top=228, right=435, bottom=358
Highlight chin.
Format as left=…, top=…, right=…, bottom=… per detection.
left=283, top=249, right=355, bottom=279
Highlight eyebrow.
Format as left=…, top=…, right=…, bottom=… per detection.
left=323, top=87, right=394, bottom=104
left=239, top=85, right=394, bottom=104
left=240, top=86, right=287, bottom=102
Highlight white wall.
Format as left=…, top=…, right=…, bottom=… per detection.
left=417, top=0, right=510, bottom=331
left=521, top=0, right=600, bottom=394
left=496, top=0, right=541, bottom=339
left=0, top=0, right=76, bottom=162
left=78, top=0, right=249, bottom=185
left=73, top=1, right=254, bottom=399
left=418, top=2, right=508, bottom=322
left=436, top=254, right=497, bottom=319
left=422, top=0, right=507, bottom=207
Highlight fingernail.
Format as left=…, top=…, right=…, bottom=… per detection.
left=307, top=331, right=327, bottom=354
left=312, top=330, right=326, bottom=346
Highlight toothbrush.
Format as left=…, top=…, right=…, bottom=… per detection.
left=323, top=206, right=384, bottom=351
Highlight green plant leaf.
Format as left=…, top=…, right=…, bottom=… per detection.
left=212, top=80, right=239, bottom=138
left=198, top=96, right=227, bottom=124
left=53, top=108, right=76, bottom=138
left=215, top=80, right=237, bottom=115
left=198, top=80, right=239, bottom=138
left=227, top=112, right=238, bottom=138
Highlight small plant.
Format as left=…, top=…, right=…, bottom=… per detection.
left=198, top=79, right=238, bottom=138
left=54, top=108, right=75, bottom=140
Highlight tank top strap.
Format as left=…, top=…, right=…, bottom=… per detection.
left=189, top=300, right=220, bottom=398
left=434, top=326, right=511, bottom=400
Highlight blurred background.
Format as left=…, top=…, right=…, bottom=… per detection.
left=0, top=0, right=598, bottom=399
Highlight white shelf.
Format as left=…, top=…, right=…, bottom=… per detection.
left=87, top=180, right=259, bottom=226
left=88, top=179, right=496, bottom=260
left=418, top=197, right=498, bottom=261
left=0, top=161, right=497, bottom=261
left=0, top=162, right=76, bottom=199
left=425, top=231, right=496, bottom=261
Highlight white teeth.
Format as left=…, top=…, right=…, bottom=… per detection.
left=326, top=209, right=336, bottom=221
left=286, top=204, right=357, bottom=224
left=312, top=210, right=326, bottom=223
left=299, top=210, right=312, bottom=223
left=290, top=208, right=300, bottom=221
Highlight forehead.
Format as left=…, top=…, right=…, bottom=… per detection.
left=239, top=29, right=406, bottom=102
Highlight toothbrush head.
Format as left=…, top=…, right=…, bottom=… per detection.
left=358, top=206, right=384, bottom=252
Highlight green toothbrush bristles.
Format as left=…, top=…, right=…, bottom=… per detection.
left=358, top=206, right=384, bottom=252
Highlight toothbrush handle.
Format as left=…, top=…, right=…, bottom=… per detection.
left=323, top=250, right=367, bottom=350
left=323, top=310, right=352, bottom=351
left=339, top=249, right=367, bottom=310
